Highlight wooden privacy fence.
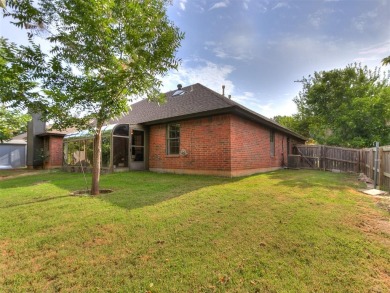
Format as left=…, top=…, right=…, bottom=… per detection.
left=292, top=145, right=361, bottom=172
left=290, top=144, right=390, bottom=191
left=360, top=146, right=390, bottom=191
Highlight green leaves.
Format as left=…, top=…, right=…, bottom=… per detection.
left=293, top=64, right=390, bottom=147
left=0, top=37, right=43, bottom=110
left=0, top=106, right=31, bottom=143
left=2, top=0, right=183, bottom=129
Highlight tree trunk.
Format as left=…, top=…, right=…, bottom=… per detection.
left=91, top=125, right=103, bottom=195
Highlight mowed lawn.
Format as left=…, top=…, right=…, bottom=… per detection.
left=0, top=170, right=389, bottom=292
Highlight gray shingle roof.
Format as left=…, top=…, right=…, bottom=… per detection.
left=112, top=83, right=234, bottom=124
left=112, top=83, right=306, bottom=140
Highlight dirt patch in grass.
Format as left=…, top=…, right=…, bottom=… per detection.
left=354, top=195, right=390, bottom=242
left=71, top=189, right=113, bottom=196
left=0, top=169, right=58, bottom=180
left=353, top=195, right=390, bottom=289
left=32, top=180, right=51, bottom=185
left=375, top=197, right=390, bottom=214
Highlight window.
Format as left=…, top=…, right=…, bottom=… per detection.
left=167, top=124, right=180, bottom=155
left=270, top=130, right=275, bottom=157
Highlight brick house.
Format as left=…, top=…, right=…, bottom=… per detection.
left=63, top=83, right=305, bottom=176
left=29, top=83, right=305, bottom=175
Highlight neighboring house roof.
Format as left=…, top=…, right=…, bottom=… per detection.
left=10, top=126, right=77, bottom=141
left=0, top=139, right=27, bottom=145
left=113, top=83, right=306, bottom=141
left=40, top=126, right=78, bottom=136
left=10, top=132, right=28, bottom=141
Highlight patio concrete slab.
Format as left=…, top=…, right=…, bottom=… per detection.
left=362, top=189, right=388, bottom=196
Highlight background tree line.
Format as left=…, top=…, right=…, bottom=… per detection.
left=274, top=63, right=390, bottom=148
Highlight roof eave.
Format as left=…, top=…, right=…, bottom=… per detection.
left=140, top=107, right=233, bottom=125
left=36, top=132, right=67, bottom=138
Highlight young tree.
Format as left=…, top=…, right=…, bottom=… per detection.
left=294, top=64, right=390, bottom=148
left=1, top=0, right=184, bottom=194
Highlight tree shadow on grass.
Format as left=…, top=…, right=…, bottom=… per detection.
left=0, top=170, right=242, bottom=211
left=96, top=171, right=241, bottom=210
left=0, top=170, right=74, bottom=189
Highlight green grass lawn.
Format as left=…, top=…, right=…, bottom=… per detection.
left=0, top=169, right=389, bottom=292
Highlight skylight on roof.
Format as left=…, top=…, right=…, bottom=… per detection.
left=172, top=89, right=185, bottom=96
left=172, top=83, right=185, bottom=97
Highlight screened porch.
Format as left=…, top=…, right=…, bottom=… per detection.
left=63, top=124, right=146, bottom=173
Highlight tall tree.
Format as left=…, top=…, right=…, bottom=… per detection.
left=1, top=0, right=183, bottom=194
left=294, top=63, right=390, bottom=148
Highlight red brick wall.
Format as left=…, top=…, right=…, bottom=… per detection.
left=148, top=113, right=305, bottom=176
left=230, top=115, right=303, bottom=175
left=149, top=114, right=232, bottom=174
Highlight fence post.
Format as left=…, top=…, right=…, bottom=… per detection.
left=378, top=147, right=384, bottom=188
left=357, top=149, right=361, bottom=173
left=374, top=142, right=379, bottom=188
left=369, top=149, right=373, bottom=180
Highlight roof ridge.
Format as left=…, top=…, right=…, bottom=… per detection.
left=194, top=83, right=237, bottom=107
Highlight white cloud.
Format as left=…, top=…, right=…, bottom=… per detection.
left=351, top=9, right=378, bottom=32
left=209, top=0, right=229, bottom=11
left=179, top=0, right=187, bottom=11
left=272, top=2, right=289, bottom=10
left=255, top=3, right=268, bottom=13
left=234, top=92, right=298, bottom=118
left=253, top=98, right=298, bottom=118
left=308, top=9, right=335, bottom=28
left=159, top=58, right=299, bottom=117
left=355, top=41, right=390, bottom=63
left=243, top=0, right=250, bottom=10
left=160, top=59, right=235, bottom=94
left=205, top=33, right=255, bottom=60
left=243, top=91, right=254, bottom=98
left=233, top=91, right=256, bottom=103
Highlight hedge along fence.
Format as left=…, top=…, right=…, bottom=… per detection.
left=291, top=144, right=390, bottom=191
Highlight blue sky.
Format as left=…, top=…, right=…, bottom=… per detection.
left=161, top=0, right=390, bottom=117
left=1, top=0, right=389, bottom=118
